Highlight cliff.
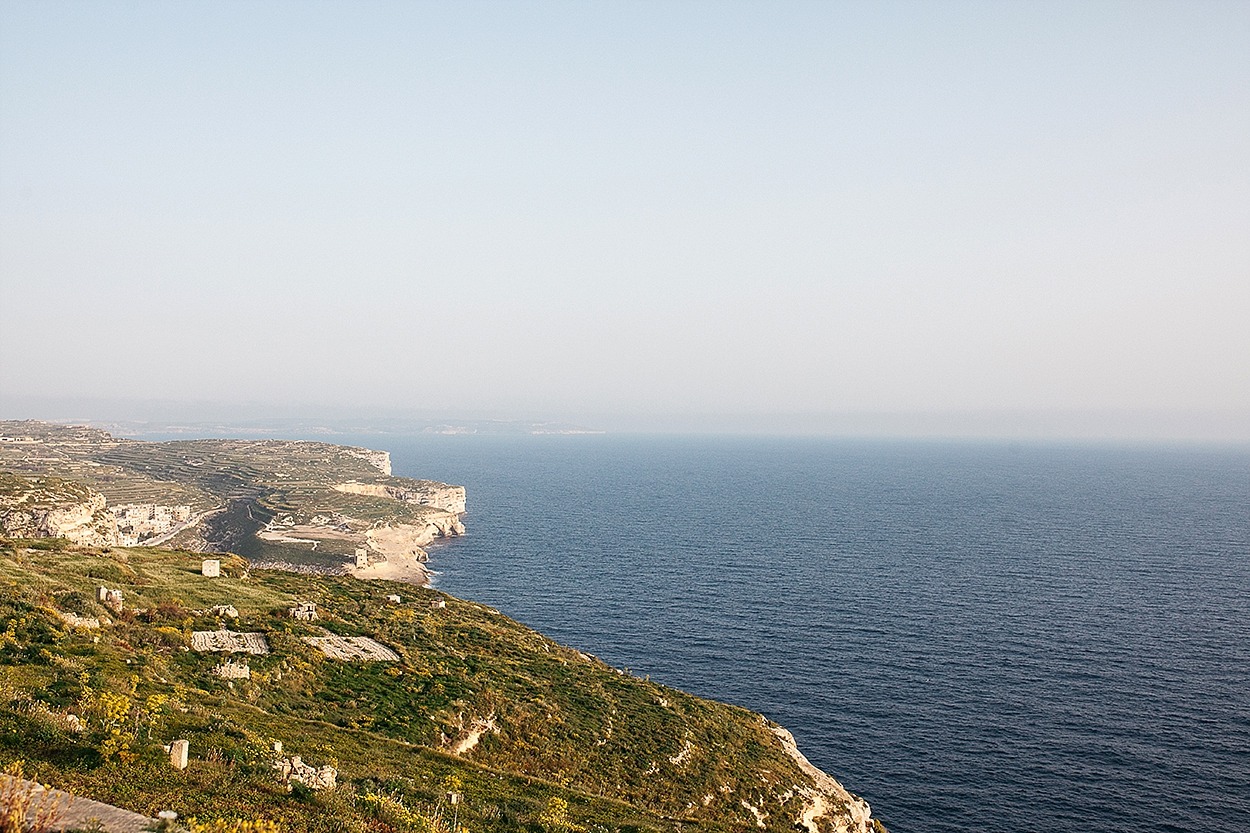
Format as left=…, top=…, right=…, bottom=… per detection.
left=0, top=422, right=466, bottom=579
left=340, top=446, right=393, bottom=475
left=333, top=479, right=467, bottom=514
left=0, top=421, right=883, bottom=832
left=0, top=472, right=117, bottom=546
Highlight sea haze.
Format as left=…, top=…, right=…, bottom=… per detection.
left=324, top=434, right=1247, bottom=832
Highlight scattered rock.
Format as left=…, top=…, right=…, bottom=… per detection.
left=57, top=611, right=101, bottom=630
left=273, top=755, right=337, bottom=791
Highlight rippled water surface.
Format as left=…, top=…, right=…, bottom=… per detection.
left=359, top=435, right=1248, bottom=833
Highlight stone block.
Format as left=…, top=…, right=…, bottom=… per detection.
left=289, top=601, right=317, bottom=621
left=168, top=739, right=189, bottom=770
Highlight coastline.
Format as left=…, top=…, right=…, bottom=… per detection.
left=351, top=551, right=432, bottom=586
left=2, top=421, right=882, bottom=830
left=771, top=724, right=875, bottom=833
left=352, top=514, right=465, bottom=587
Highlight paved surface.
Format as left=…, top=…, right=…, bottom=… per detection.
left=303, top=635, right=400, bottom=661
left=1, top=775, right=157, bottom=832
left=190, top=629, right=269, bottom=654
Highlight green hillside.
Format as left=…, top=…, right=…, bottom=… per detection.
left=0, top=539, right=880, bottom=833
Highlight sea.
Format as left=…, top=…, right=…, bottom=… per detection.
left=148, top=430, right=1249, bottom=832
left=365, top=434, right=1250, bottom=833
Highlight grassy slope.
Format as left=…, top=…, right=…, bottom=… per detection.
left=0, top=540, right=838, bottom=832
left=0, top=472, right=97, bottom=505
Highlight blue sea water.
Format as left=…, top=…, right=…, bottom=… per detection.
left=349, top=436, right=1247, bottom=831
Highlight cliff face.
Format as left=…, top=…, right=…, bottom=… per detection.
left=771, top=724, right=875, bottom=833
left=365, top=511, right=465, bottom=561
left=334, top=480, right=467, bottom=514
left=342, top=446, right=392, bottom=475
left=0, top=473, right=118, bottom=546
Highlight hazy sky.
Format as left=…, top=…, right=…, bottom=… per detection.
left=2, top=1, right=1248, bottom=438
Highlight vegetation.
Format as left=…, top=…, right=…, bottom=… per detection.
left=0, top=421, right=460, bottom=564
left=0, top=473, right=95, bottom=507
left=0, top=539, right=849, bottom=832
left=0, top=422, right=875, bottom=831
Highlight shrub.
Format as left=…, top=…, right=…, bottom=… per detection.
left=185, top=820, right=282, bottom=833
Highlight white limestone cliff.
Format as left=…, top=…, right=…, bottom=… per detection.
left=365, top=510, right=465, bottom=562
left=333, top=480, right=466, bottom=514
left=0, top=477, right=118, bottom=546
left=770, top=723, right=877, bottom=833
left=342, top=447, right=392, bottom=475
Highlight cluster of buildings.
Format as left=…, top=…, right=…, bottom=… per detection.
left=111, top=503, right=193, bottom=545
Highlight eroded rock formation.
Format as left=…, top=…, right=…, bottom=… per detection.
left=0, top=473, right=118, bottom=546
left=333, top=480, right=466, bottom=514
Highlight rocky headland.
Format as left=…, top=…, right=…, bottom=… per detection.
left=0, top=419, right=883, bottom=832
left=0, top=420, right=465, bottom=582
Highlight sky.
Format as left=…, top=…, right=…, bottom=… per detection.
left=1, top=1, right=1248, bottom=439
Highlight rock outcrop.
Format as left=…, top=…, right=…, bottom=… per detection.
left=365, top=512, right=465, bottom=562
left=770, top=724, right=877, bottom=833
left=334, top=480, right=466, bottom=514
left=273, top=755, right=338, bottom=791
left=0, top=775, right=157, bottom=833
left=0, top=472, right=118, bottom=546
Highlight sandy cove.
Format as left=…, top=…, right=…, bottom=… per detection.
left=351, top=515, right=465, bottom=587
left=352, top=552, right=432, bottom=586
